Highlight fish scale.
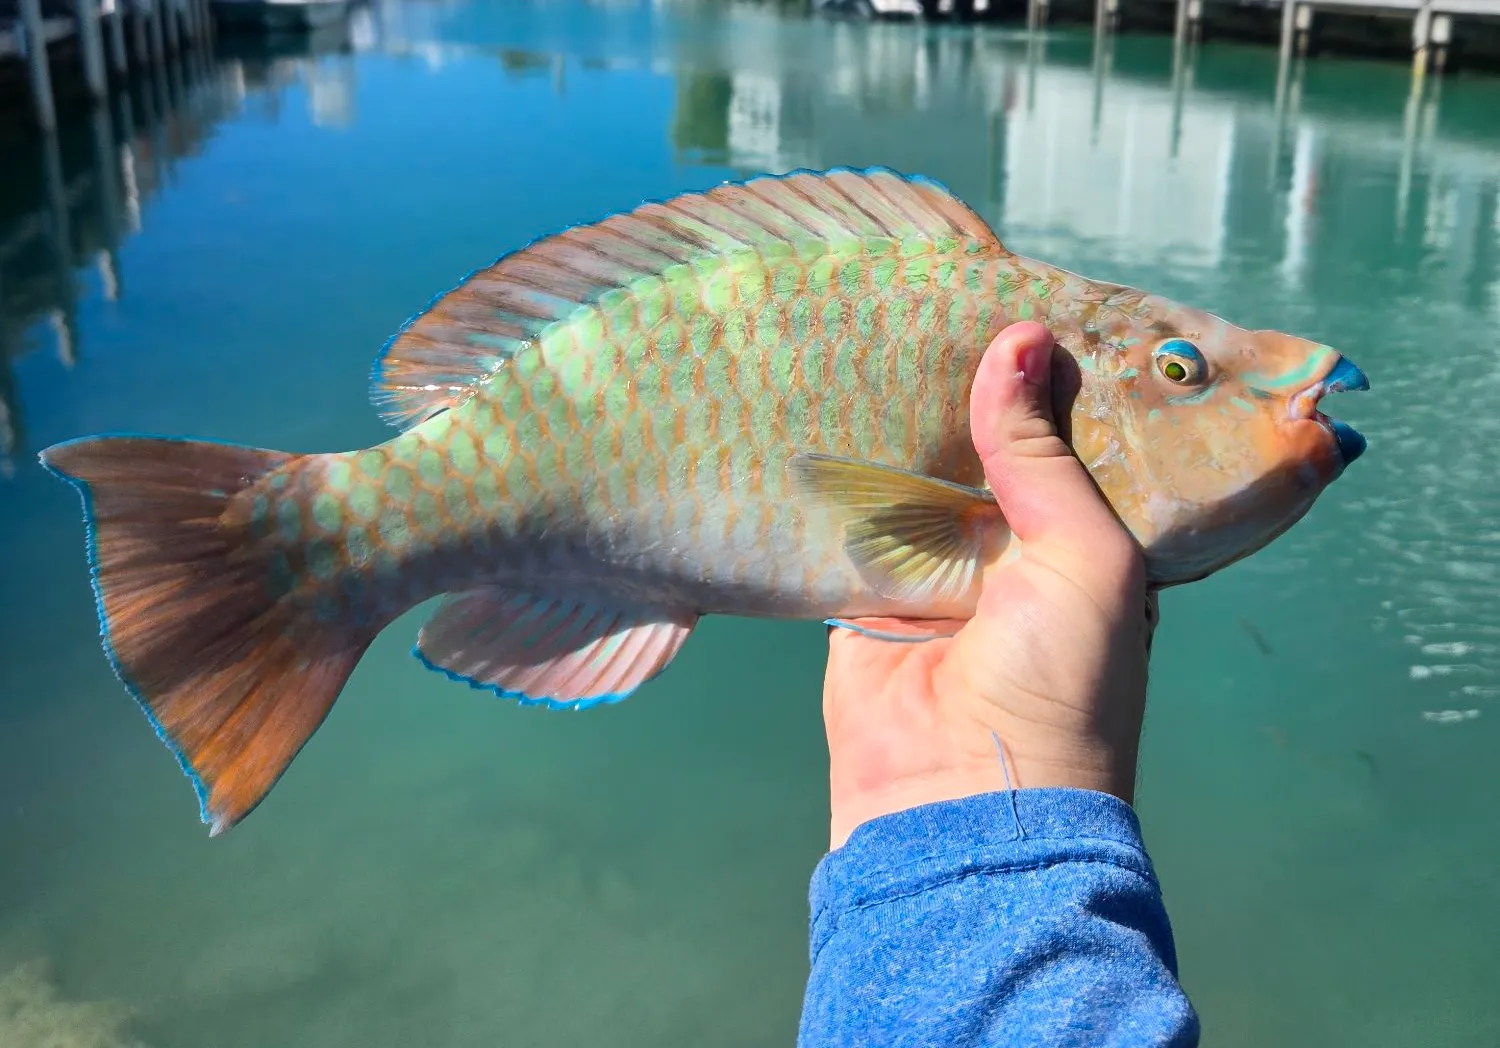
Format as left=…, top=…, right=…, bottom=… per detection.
left=255, top=238, right=1014, bottom=628
left=38, top=167, right=1368, bottom=835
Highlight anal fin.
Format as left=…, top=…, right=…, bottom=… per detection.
left=415, top=588, right=699, bottom=709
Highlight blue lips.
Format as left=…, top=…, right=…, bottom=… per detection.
left=1323, top=355, right=1370, bottom=393
left=1330, top=419, right=1367, bottom=464
left=1322, top=355, right=1369, bottom=464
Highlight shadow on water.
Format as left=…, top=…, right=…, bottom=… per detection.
left=1, top=2, right=1499, bottom=1046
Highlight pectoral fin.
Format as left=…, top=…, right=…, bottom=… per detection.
left=789, top=453, right=1008, bottom=607
left=824, top=617, right=967, bottom=642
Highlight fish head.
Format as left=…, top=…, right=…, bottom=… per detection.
left=1056, top=294, right=1368, bottom=585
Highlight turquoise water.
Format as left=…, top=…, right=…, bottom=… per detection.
left=2, top=2, right=1498, bottom=1044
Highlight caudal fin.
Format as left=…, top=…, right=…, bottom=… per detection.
left=40, top=435, right=374, bottom=836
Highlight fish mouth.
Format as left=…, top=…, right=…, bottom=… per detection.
left=1289, top=355, right=1369, bottom=465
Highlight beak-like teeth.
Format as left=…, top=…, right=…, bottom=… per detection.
left=1323, top=355, right=1370, bottom=394
left=1330, top=419, right=1367, bottom=463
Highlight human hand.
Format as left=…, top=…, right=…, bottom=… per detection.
left=821, top=321, right=1160, bottom=849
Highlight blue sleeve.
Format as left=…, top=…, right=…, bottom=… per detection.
left=797, top=788, right=1200, bottom=1048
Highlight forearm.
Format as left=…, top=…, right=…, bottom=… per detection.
left=798, top=789, right=1200, bottom=1048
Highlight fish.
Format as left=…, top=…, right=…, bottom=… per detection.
left=38, top=167, right=1370, bottom=835
left=1238, top=616, right=1274, bottom=657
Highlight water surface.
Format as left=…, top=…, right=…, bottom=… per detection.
left=2, top=2, right=1498, bottom=1045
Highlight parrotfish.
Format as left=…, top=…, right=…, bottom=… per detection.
left=40, top=168, right=1369, bottom=835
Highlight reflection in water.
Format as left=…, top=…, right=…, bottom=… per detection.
left=3, top=12, right=1496, bottom=698
left=1, top=5, right=1499, bottom=1045
left=4, top=1, right=1498, bottom=712
left=0, top=20, right=372, bottom=482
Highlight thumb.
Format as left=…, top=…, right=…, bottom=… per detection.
left=969, top=321, right=1123, bottom=548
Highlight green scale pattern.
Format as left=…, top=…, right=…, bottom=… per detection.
left=245, top=240, right=1078, bottom=624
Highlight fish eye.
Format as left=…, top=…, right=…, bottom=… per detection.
left=1154, top=339, right=1206, bottom=385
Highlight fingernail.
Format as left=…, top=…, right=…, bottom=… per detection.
left=1019, top=340, right=1052, bottom=386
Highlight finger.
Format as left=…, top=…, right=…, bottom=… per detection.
left=968, top=321, right=1126, bottom=551
left=1144, top=589, right=1161, bottom=658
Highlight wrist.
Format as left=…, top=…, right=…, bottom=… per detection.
left=826, top=707, right=1140, bottom=851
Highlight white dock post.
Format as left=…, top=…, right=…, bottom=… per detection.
left=1412, top=2, right=1432, bottom=82
left=164, top=0, right=180, bottom=55
left=1432, top=13, right=1451, bottom=76
left=148, top=0, right=166, bottom=68
left=1174, top=0, right=1189, bottom=47
left=105, top=0, right=127, bottom=73
left=1295, top=3, right=1313, bottom=58
left=131, top=0, right=150, bottom=65
left=89, top=101, right=124, bottom=301
left=1277, top=0, right=1295, bottom=71
left=19, top=0, right=58, bottom=131
left=78, top=0, right=110, bottom=98
left=40, top=128, right=79, bottom=370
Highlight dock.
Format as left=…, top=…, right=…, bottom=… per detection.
left=903, top=0, right=1500, bottom=72
left=1, top=0, right=216, bottom=129
left=0, top=13, right=362, bottom=478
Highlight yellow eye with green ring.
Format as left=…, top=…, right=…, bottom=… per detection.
left=1154, top=339, right=1206, bottom=385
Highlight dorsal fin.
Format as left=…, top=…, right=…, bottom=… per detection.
left=368, top=166, right=1001, bottom=428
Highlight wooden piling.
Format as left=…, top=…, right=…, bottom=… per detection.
left=19, top=0, right=58, bottom=131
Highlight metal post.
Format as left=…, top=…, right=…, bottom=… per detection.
left=1412, top=2, right=1432, bottom=84
left=19, top=0, right=58, bottom=131
left=78, top=0, right=110, bottom=98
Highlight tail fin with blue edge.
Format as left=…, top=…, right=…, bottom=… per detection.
left=39, top=435, right=377, bottom=837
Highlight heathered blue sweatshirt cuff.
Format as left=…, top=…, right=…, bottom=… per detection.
left=798, top=788, right=1201, bottom=1047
